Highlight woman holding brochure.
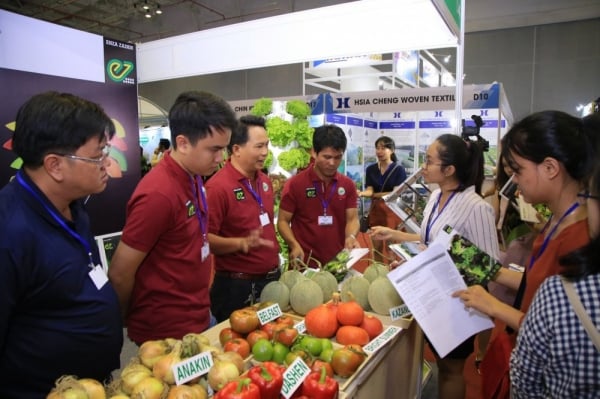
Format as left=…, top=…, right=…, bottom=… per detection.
left=453, top=110, right=597, bottom=399
left=370, top=133, right=498, bottom=399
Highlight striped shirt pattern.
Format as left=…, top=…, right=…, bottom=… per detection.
left=420, top=186, right=500, bottom=260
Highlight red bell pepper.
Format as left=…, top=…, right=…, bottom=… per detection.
left=247, top=361, right=284, bottom=399
left=301, top=367, right=339, bottom=399
left=214, top=378, right=261, bottom=399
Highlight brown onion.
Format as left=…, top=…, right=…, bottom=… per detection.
left=120, top=363, right=152, bottom=394
left=130, top=376, right=167, bottom=399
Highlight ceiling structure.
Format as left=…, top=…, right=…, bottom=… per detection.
left=1, top=0, right=600, bottom=44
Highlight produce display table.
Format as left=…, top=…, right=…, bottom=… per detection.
left=203, top=313, right=423, bottom=399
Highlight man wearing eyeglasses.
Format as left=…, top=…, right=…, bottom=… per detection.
left=0, top=92, right=123, bottom=398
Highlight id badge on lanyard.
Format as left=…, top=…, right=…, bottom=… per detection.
left=318, top=215, right=333, bottom=225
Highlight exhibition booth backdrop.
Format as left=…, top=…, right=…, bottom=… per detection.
left=0, top=9, right=140, bottom=235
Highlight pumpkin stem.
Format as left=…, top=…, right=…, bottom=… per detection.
left=331, top=292, right=341, bottom=305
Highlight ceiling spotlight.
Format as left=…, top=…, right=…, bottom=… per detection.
left=155, top=5, right=162, bottom=15
left=143, top=0, right=150, bottom=10
left=443, top=55, right=451, bottom=63
left=145, top=12, right=152, bottom=18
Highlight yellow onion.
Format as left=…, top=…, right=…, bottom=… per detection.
left=207, top=360, right=240, bottom=391
left=46, top=376, right=89, bottom=399
left=152, top=341, right=183, bottom=385
left=166, top=385, right=198, bottom=399
left=108, top=396, right=130, bottom=399
left=120, top=363, right=152, bottom=394
left=187, top=384, right=208, bottom=399
left=213, top=352, right=244, bottom=374
left=78, top=379, right=106, bottom=399
left=138, top=340, right=171, bottom=368
left=130, top=377, right=167, bottom=399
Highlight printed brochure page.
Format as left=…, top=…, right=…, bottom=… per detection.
left=387, top=243, right=494, bottom=358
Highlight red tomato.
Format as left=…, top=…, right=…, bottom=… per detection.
left=331, top=344, right=367, bottom=378
left=310, top=359, right=334, bottom=378
left=261, top=321, right=278, bottom=340
left=273, top=326, right=299, bottom=347
left=276, top=315, right=295, bottom=327
left=223, top=337, right=251, bottom=359
left=229, top=308, right=260, bottom=334
left=219, top=327, right=243, bottom=347
left=247, top=329, right=270, bottom=348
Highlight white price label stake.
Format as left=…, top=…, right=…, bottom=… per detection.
left=363, top=325, right=403, bottom=355
left=280, top=357, right=311, bottom=399
left=389, top=304, right=411, bottom=321
left=257, top=303, right=283, bottom=325
left=294, top=320, right=306, bottom=334
left=171, top=351, right=214, bottom=385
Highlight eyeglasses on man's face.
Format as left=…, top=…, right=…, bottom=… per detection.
left=578, top=190, right=600, bottom=201
left=56, top=144, right=111, bottom=165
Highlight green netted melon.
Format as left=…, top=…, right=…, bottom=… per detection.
left=340, top=276, right=371, bottom=311
left=362, top=263, right=389, bottom=283
left=290, top=279, right=324, bottom=316
left=310, top=270, right=339, bottom=302
left=368, top=276, right=403, bottom=315
left=279, top=270, right=308, bottom=292
left=260, top=280, right=290, bottom=311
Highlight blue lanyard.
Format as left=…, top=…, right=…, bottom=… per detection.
left=425, top=191, right=457, bottom=244
left=16, top=171, right=95, bottom=268
left=189, top=175, right=208, bottom=239
left=313, top=180, right=337, bottom=215
left=528, top=201, right=580, bottom=270
left=243, top=177, right=265, bottom=213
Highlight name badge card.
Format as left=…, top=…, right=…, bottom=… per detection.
left=257, top=303, right=282, bottom=325
left=89, top=265, right=108, bottom=290
left=201, top=242, right=210, bottom=261
left=260, top=212, right=270, bottom=226
left=318, top=215, right=333, bottom=225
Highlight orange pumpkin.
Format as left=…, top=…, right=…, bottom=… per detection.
left=359, top=314, right=384, bottom=340
left=305, top=304, right=339, bottom=338
left=337, top=301, right=365, bottom=326
left=335, top=325, right=370, bottom=346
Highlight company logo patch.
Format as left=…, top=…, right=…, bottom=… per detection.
left=338, top=187, right=346, bottom=196
left=305, top=187, right=316, bottom=198
left=106, top=58, right=135, bottom=83
left=262, top=182, right=269, bottom=192
left=234, top=187, right=246, bottom=201
left=186, top=200, right=196, bottom=217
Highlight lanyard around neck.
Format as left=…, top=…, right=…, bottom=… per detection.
left=425, top=191, right=457, bottom=244
left=528, top=201, right=580, bottom=270
left=16, top=171, right=95, bottom=268
left=189, top=175, right=208, bottom=238
left=313, top=180, right=337, bottom=215
left=243, top=177, right=265, bottom=213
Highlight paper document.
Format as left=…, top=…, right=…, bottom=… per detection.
left=517, top=196, right=540, bottom=223
left=387, top=243, right=494, bottom=358
left=346, top=248, right=370, bottom=269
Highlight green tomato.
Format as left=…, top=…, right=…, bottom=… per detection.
left=252, top=338, right=274, bottom=362
left=319, top=348, right=334, bottom=363
left=300, top=336, right=323, bottom=357
left=320, top=338, right=333, bottom=352
left=272, top=342, right=290, bottom=365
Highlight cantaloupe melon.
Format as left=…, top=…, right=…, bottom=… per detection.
left=310, top=270, right=338, bottom=302
left=368, top=276, right=403, bottom=315
left=290, top=279, right=324, bottom=315
left=279, top=270, right=307, bottom=291
left=260, top=280, right=290, bottom=311
left=362, top=263, right=389, bottom=283
left=340, top=276, right=371, bottom=310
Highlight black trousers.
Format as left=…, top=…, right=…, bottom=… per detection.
left=209, top=271, right=280, bottom=322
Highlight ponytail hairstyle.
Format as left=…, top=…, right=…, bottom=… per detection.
left=435, top=134, right=485, bottom=195
left=375, top=136, right=398, bottom=162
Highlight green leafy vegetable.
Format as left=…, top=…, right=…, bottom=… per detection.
left=277, top=148, right=310, bottom=171
left=251, top=98, right=273, bottom=116
left=293, top=119, right=314, bottom=149
left=285, top=100, right=311, bottom=119
left=266, top=117, right=294, bottom=147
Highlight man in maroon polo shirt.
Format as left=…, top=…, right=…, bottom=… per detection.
left=206, top=115, right=280, bottom=322
left=108, top=91, right=237, bottom=343
left=278, top=124, right=360, bottom=268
